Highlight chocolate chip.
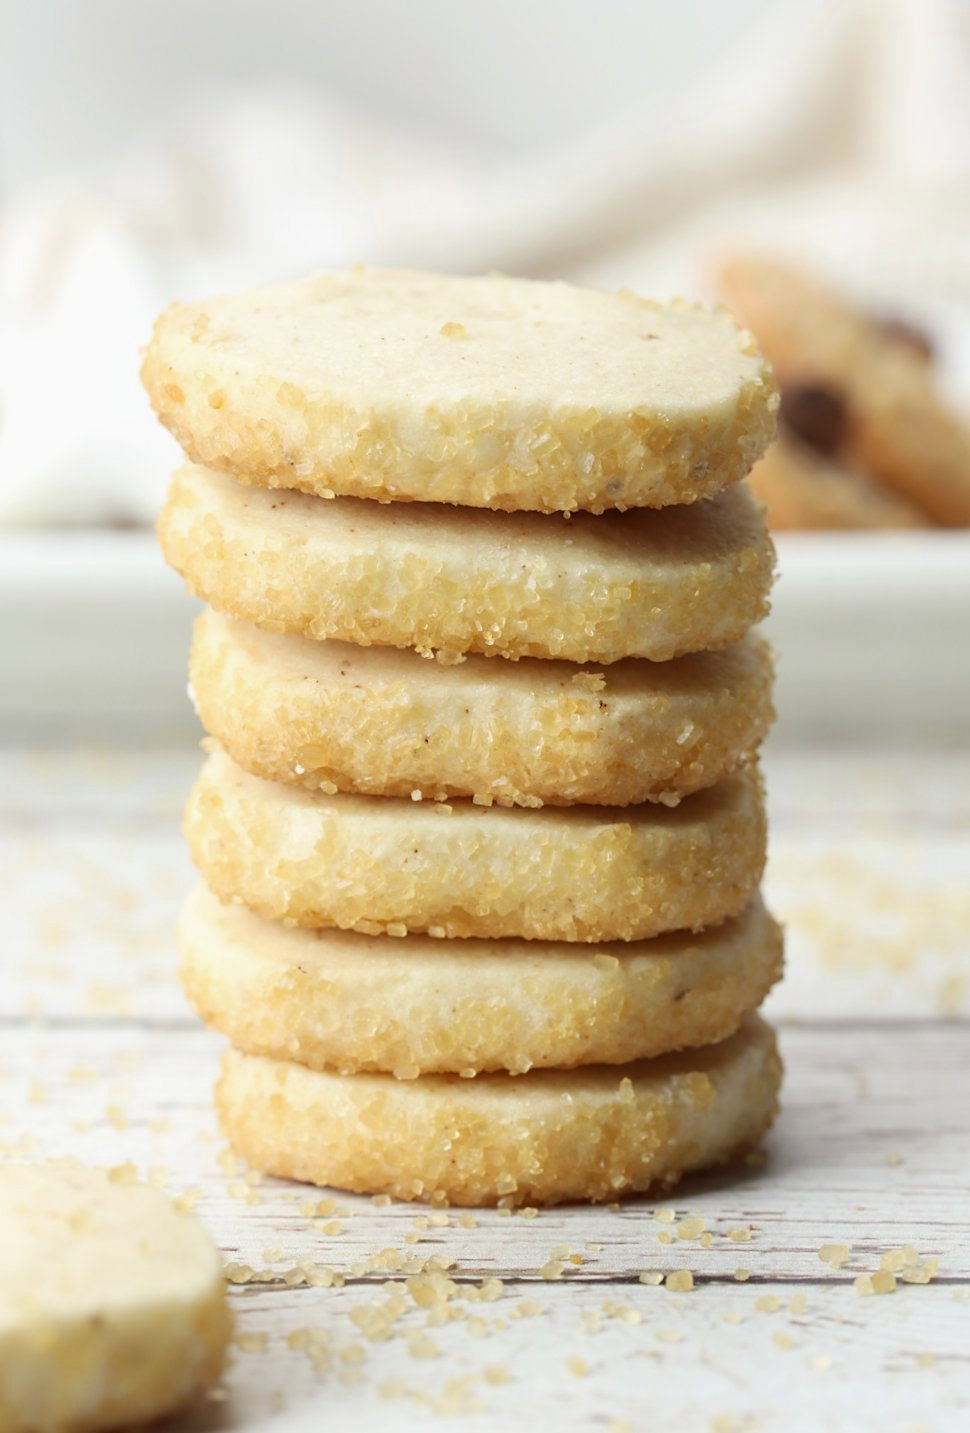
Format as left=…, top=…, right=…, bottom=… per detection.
left=875, top=315, right=935, bottom=362
left=779, top=383, right=847, bottom=455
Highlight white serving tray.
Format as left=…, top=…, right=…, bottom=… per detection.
left=1, top=531, right=967, bottom=743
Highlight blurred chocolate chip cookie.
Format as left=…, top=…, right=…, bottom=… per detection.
left=717, top=257, right=970, bottom=528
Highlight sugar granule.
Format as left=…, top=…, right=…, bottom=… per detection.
left=665, top=1269, right=694, bottom=1293
left=676, top=1215, right=706, bottom=1240
left=235, top=1331, right=268, bottom=1353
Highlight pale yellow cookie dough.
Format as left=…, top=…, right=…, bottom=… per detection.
left=160, top=465, right=775, bottom=664
left=0, top=1163, right=230, bottom=1433
left=185, top=752, right=765, bottom=942
left=190, top=610, right=775, bottom=807
left=180, top=885, right=782, bottom=1075
left=142, top=268, right=777, bottom=514
left=216, top=1014, right=782, bottom=1205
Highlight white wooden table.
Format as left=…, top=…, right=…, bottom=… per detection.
left=2, top=742, right=968, bottom=1432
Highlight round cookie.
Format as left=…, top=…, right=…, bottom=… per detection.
left=160, top=465, right=775, bottom=664
left=142, top=268, right=778, bottom=514
left=185, top=752, right=766, bottom=942
left=216, top=1014, right=782, bottom=1205
left=179, top=885, right=783, bottom=1075
left=0, top=1163, right=230, bottom=1433
left=190, top=611, right=775, bottom=807
left=748, top=437, right=926, bottom=531
left=718, top=257, right=970, bottom=526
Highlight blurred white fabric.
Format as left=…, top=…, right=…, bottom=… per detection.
left=1, top=0, right=968, bottom=525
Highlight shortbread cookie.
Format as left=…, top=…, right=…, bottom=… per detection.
left=180, top=885, right=782, bottom=1075
left=142, top=269, right=777, bottom=514
left=748, top=437, right=926, bottom=530
left=160, top=465, right=775, bottom=664
left=0, top=1163, right=229, bottom=1433
left=216, top=1013, right=781, bottom=1205
left=718, top=258, right=970, bottom=526
left=190, top=611, right=774, bottom=807
left=185, top=752, right=765, bottom=941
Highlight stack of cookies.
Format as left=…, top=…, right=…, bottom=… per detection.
left=143, top=270, right=784, bottom=1207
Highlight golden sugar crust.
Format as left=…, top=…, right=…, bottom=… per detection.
left=184, top=752, right=766, bottom=942
left=190, top=610, right=775, bottom=807
left=160, top=465, right=775, bottom=664
left=180, top=884, right=783, bottom=1075
left=215, top=1014, right=782, bottom=1206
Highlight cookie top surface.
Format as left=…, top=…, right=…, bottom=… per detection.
left=0, top=1162, right=223, bottom=1327
left=143, top=269, right=777, bottom=512
left=0, top=1162, right=229, bottom=1433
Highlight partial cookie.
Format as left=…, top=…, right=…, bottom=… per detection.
left=180, top=884, right=782, bottom=1075
left=190, top=611, right=774, bottom=807
left=216, top=1013, right=781, bottom=1205
left=161, top=465, right=775, bottom=664
left=185, top=752, right=765, bottom=942
left=0, top=1163, right=230, bottom=1433
left=748, top=437, right=926, bottom=531
left=718, top=258, right=970, bottom=526
left=142, top=268, right=777, bottom=514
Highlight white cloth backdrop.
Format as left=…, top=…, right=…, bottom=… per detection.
left=1, top=0, right=968, bottom=524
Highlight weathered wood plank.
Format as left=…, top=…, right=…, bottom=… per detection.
left=3, top=1020, right=969, bottom=1430
left=3, top=1023, right=968, bottom=1283
left=174, top=1279, right=970, bottom=1433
